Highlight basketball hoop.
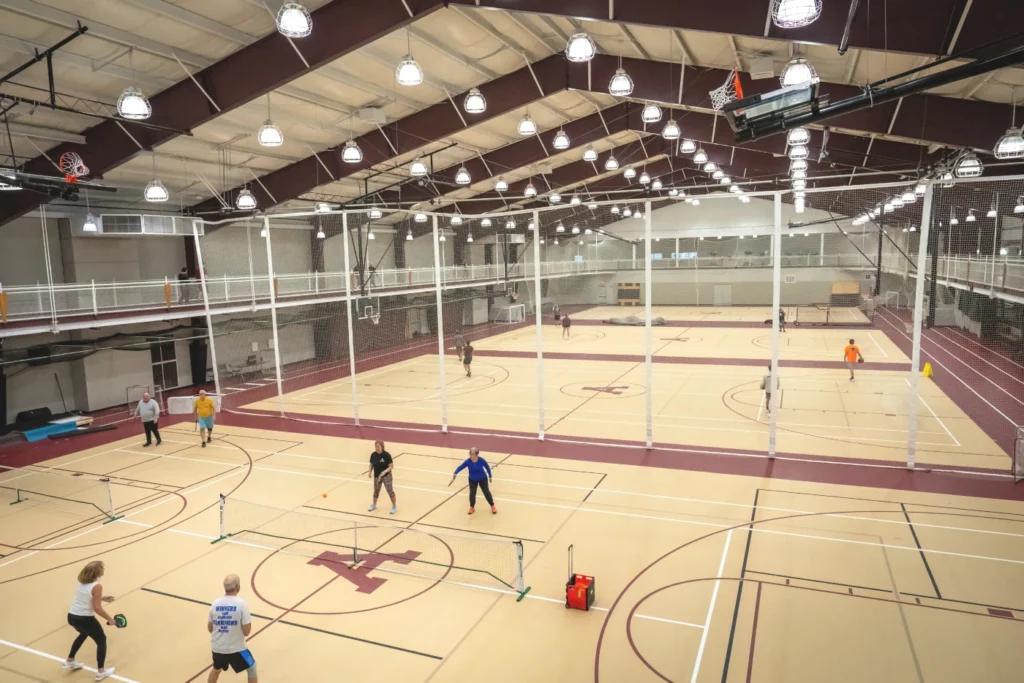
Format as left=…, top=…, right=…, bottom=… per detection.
left=710, top=70, right=744, bottom=111
left=59, top=152, right=89, bottom=183
left=370, top=313, right=380, bottom=325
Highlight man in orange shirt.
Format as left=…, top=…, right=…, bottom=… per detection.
left=843, top=339, right=864, bottom=381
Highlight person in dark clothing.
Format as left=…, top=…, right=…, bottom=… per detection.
left=178, top=266, right=191, bottom=304
left=562, top=314, right=571, bottom=338
left=367, top=440, right=397, bottom=514
left=451, top=447, right=496, bottom=514
left=463, top=342, right=473, bottom=378
left=63, top=561, right=117, bottom=680
left=778, top=308, right=786, bottom=332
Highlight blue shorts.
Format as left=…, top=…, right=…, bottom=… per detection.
left=198, top=416, right=215, bottom=430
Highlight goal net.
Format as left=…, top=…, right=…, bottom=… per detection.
left=166, top=394, right=223, bottom=415
left=493, top=304, right=526, bottom=324
left=215, top=498, right=529, bottom=598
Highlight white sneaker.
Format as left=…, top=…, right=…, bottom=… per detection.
left=62, top=660, right=83, bottom=670
left=95, top=667, right=115, bottom=681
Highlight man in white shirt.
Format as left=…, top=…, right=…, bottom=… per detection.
left=207, top=574, right=257, bottom=682
left=136, top=392, right=161, bottom=447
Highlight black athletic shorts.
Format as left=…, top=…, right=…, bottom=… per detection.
left=212, top=649, right=255, bottom=673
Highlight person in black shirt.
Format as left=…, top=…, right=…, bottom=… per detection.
left=562, top=314, right=571, bottom=338
left=463, top=342, right=473, bottom=378
left=368, top=440, right=397, bottom=514
left=177, top=266, right=191, bottom=304
left=778, top=308, right=786, bottom=333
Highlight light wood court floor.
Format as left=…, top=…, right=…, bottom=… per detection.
left=571, top=305, right=871, bottom=325
left=1, top=426, right=1022, bottom=682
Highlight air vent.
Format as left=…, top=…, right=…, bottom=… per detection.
left=73, top=214, right=201, bottom=236
left=100, top=214, right=143, bottom=234
left=784, top=274, right=796, bottom=284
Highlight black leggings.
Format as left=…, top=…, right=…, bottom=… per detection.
left=68, top=614, right=106, bottom=668
left=468, top=479, right=494, bottom=507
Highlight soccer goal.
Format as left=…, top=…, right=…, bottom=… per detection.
left=493, top=304, right=526, bottom=324
left=166, top=394, right=223, bottom=415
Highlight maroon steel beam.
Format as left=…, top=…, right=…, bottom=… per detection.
left=0, top=0, right=446, bottom=227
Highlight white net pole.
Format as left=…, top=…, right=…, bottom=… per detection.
left=432, top=215, right=449, bottom=433
left=218, top=494, right=226, bottom=541
left=533, top=209, right=545, bottom=440
left=644, top=200, right=653, bottom=448
left=263, top=217, right=285, bottom=416
left=906, top=182, right=935, bottom=469
left=769, top=194, right=782, bottom=458
left=341, top=212, right=360, bottom=426
left=192, top=220, right=221, bottom=395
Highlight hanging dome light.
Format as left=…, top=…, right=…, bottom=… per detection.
left=883, top=200, right=894, bottom=213
left=586, top=202, right=598, bottom=209
left=703, top=161, right=718, bottom=173
left=406, top=229, right=414, bottom=241
left=0, top=168, right=17, bottom=191
left=1014, top=196, right=1024, bottom=214
left=552, top=129, right=571, bottom=150
left=518, top=114, right=537, bottom=136
left=966, top=208, right=977, bottom=222
left=585, top=227, right=592, bottom=234
left=414, top=212, right=428, bottom=223
left=787, top=127, right=811, bottom=145
left=256, top=118, right=284, bottom=147
left=316, top=226, right=326, bottom=239
left=506, top=219, right=516, bottom=230
left=396, top=55, right=424, bottom=87
left=260, top=227, right=268, bottom=238
left=235, top=188, right=257, bottom=210
left=494, top=177, right=509, bottom=192
left=662, top=119, right=681, bottom=140
left=712, top=169, right=724, bottom=180
left=641, top=103, right=663, bottom=123
left=570, top=194, right=581, bottom=206
left=368, top=229, right=376, bottom=240
left=623, top=167, right=636, bottom=179
left=652, top=178, right=663, bottom=190
left=792, top=179, right=806, bottom=190
left=524, top=182, right=537, bottom=197
left=468, top=232, right=475, bottom=243
left=634, top=208, right=643, bottom=219
left=368, top=206, right=383, bottom=219
left=605, top=155, right=619, bottom=171
left=455, top=166, right=472, bottom=185
left=528, top=221, right=535, bottom=230
left=668, top=187, right=679, bottom=197
left=955, top=152, right=983, bottom=178
left=481, top=218, right=493, bottom=227
left=791, top=169, right=807, bottom=180
left=794, top=190, right=806, bottom=198
left=342, top=140, right=363, bottom=163
left=583, top=146, right=598, bottom=162
left=719, top=176, right=731, bottom=185
left=410, top=158, right=428, bottom=177
left=572, top=225, right=580, bottom=235
left=610, top=205, right=620, bottom=214
left=729, top=184, right=740, bottom=193
left=939, top=168, right=955, bottom=187
left=82, top=213, right=98, bottom=232
left=144, top=179, right=169, bottom=202
left=772, top=0, right=823, bottom=29
left=780, top=58, right=819, bottom=88
left=565, top=32, right=597, bottom=62
left=694, top=148, right=709, bottom=164
left=539, top=237, right=545, bottom=244
left=680, top=139, right=697, bottom=154
left=691, top=199, right=700, bottom=206
left=987, top=200, right=998, bottom=218
left=950, top=208, right=959, bottom=225
left=553, top=238, right=560, bottom=245
left=608, top=67, right=634, bottom=97
left=789, top=144, right=809, bottom=160
left=892, top=196, right=904, bottom=208
left=639, top=171, right=651, bottom=184
left=901, top=190, right=917, bottom=204
left=439, top=232, right=446, bottom=242
left=790, top=158, right=808, bottom=172
left=549, top=193, right=562, bottom=204
left=555, top=222, right=565, bottom=233
left=994, top=127, right=1024, bottom=159
left=915, top=181, right=928, bottom=196
left=315, top=202, right=334, bottom=214
left=739, top=195, right=750, bottom=203
left=623, top=207, right=632, bottom=217
left=451, top=214, right=464, bottom=225
left=464, top=87, right=486, bottom=114
left=117, top=86, right=152, bottom=120
left=277, top=2, right=312, bottom=38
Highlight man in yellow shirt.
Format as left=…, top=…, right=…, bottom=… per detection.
left=193, top=389, right=217, bottom=447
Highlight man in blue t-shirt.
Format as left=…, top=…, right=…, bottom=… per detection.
left=451, top=447, right=496, bottom=515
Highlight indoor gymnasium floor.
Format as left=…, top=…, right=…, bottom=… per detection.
left=238, top=324, right=1006, bottom=471
left=570, top=305, right=871, bottom=325
left=2, top=426, right=1023, bottom=683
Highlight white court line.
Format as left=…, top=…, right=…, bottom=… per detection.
left=690, top=530, right=733, bottom=683
left=0, top=638, right=140, bottom=682
left=868, top=332, right=889, bottom=358
left=946, top=327, right=1024, bottom=372
left=755, top=392, right=764, bottom=423
left=904, top=378, right=961, bottom=447
left=929, top=327, right=1024, bottom=388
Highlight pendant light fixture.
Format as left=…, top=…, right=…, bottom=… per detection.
left=144, top=177, right=168, bottom=203
left=791, top=169, right=807, bottom=180
left=587, top=202, right=598, bottom=209
left=772, top=0, right=822, bottom=29
left=117, top=50, right=151, bottom=120
left=314, top=202, right=332, bottom=213
left=528, top=221, right=535, bottom=231
left=236, top=188, right=257, bottom=210
left=494, top=177, right=508, bottom=192
left=994, top=89, right=1023, bottom=159
left=680, top=139, right=697, bottom=154
left=451, top=214, right=463, bottom=225
left=634, top=208, right=643, bottom=219
left=572, top=225, right=580, bottom=235
left=712, top=169, right=724, bottom=180
left=780, top=58, right=819, bottom=88
left=410, top=158, right=428, bottom=177
left=901, top=189, right=916, bottom=204
left=367, top=206, right=382, bottom=219
left=556, top=222, right=565, bottom=233
left=955, top=152, right=983, bottom=178
left=693, top=148, right=709, bottom=164
left=608, top=45, right=633, bottom=96
left=464, top=87, right=486, bottom=114
left=455, top=165, right=471, bottom=185
left=368, top=229, right=376, bottom=240
left=414, top=212, right=428, bottom=223
left=565, top=32, right=597, bottom=63
left=583, top=146, right=598, bottom=162
left=789, top=144, right=809, bottom=160
left=639, top=171, right=651, bottom=184
left=257, top=94, right=284, bottom=147
left=792, top=179, right=806, bottom=190
left=966, top=208, right=976, bottom=222
left=703, top=161, right=718, bottom=173
left=790, top=158, right=808, bottom=172
left=553, top=238, right=559, bottom=245
left=570, top=194, right=581, bottom=206
left=623, top=207, right=632, bottom=217
left=668, top=187, right=679, bottom=197
left=950, top=208, right=959, bottom=225
left=652, top=178, right=663, bottom=190
left=691, top=199, right=700, bottom=206
left=662, top=119, right=681, bottom=140
left=549, top=193, right=562, bottom=204
left=719, top=176, right=731, bottom=185
left=1013, top=196, right=1024, bottom=213
left=316, top=222, right=325, bottom=239
left=987, top=200, right=998, bottom=218
left=506, top=219, right=516, bottom=230
left=518, top=112, right=537, bottom=136
left=277, top=3, right=312, bottom=38
left=406, top=229, right=413, bottom=241
left=524, top=182, right=537, bottom=198
left=605, top=155, right=619, bottom=171
left=481, top=218, right=493, bottom=227
left=467, top=232, right=474, bottom=243
left=552, top=129, right=571, bottom=150
left=915, top=181, right=927, bottom=196
left=623, top=167, right=636, bottom=179
left=82, top=189, right=97, bottom=232
left=611, top=205, right=620, bottom=214
left=395, top=30, right=424, bottom=86
left=642, top=103, right=663, bottom=123
left=342, top=117, right=363, bottom=163
left=729, top=184, right=740, bottom=193
left=439, top=232, right=446, bottom=242
left=786, top=127, right=810, bottom=145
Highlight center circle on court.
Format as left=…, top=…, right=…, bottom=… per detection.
left=560, top=382, right=646, bottom=399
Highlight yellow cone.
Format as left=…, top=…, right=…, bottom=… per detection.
left=922, top=362, right=933, bottom=378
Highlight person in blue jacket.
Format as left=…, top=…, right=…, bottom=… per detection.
left=451, top=447, right=496, bottom=515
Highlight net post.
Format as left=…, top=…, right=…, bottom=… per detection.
left=768, top=193, right=783, bottom=458
left=99, top=478, right=123, bottom=524
left=352, top=520, right=359, bottom=565
left=341, top=212, right=360, bottom=426
left=211, top=493, right=228, bottom=543
left=431, top=214, right=449, bottom=433
left=192, top=220, right=221, bottom=396
left=514, top=540, right=530, bottom=601
left=532, top=209, right=545, bottom=440
left=11, top=488, right=24, bottom=505
left=263, top=217, right=286, bottom=417
left=906, top=182, right=934, bottom=470
left=644, top=200, right=653, bottom=448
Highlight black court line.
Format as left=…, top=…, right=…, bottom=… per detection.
left=581, top=473, right=607, bottom=503
left=401, top=451, right=607, bottom=476
left=720, top=488, right=759, bottom=683
left=163, top=427, right=306, bottom=447
left=301, top=505, right=545, bottom=544
left=760, top=488, right=1024, bottom=520
left=140, top=588, right=442, bottom=660
left=102, top=443, right=199, bottom=478
left=901, top=503, right=942, bottom=599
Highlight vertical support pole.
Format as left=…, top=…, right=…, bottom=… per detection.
left=675, top=237, right=680, bottom=267
left=644, top=201, right=654, bottom=448
left=874, top=225, right=884, bottom=296
left=991, top=197, right=999, bottom=290
left=223, top=274, right=228, bottom=302
left=769, top=194, right=783, bottom=458
left=104, top=478, right=115, bottom=517
left=246, top=224, right=256, bottom=305
left=263, top=217, right=285, bottom=417
left=431, top=215, right=449, bottom=433
left=219, top=494, right=226, bottom=539
left=193, top=221, right=221, bottom=396
left=91, top=280, right=98, bottom=316
left=39, top=207, right=58, bottom=329
left=907, top=183, right=934, bottom=469
left=341, top=213, right=360, bottom=426
left=928, top=225, right=939, bottom=328
left=819, top=232, right=825, bottom=266
left=532, top=210, right=545, bottom=440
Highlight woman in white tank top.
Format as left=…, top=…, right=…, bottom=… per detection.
left=64, top=561, right=117, bottom=681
